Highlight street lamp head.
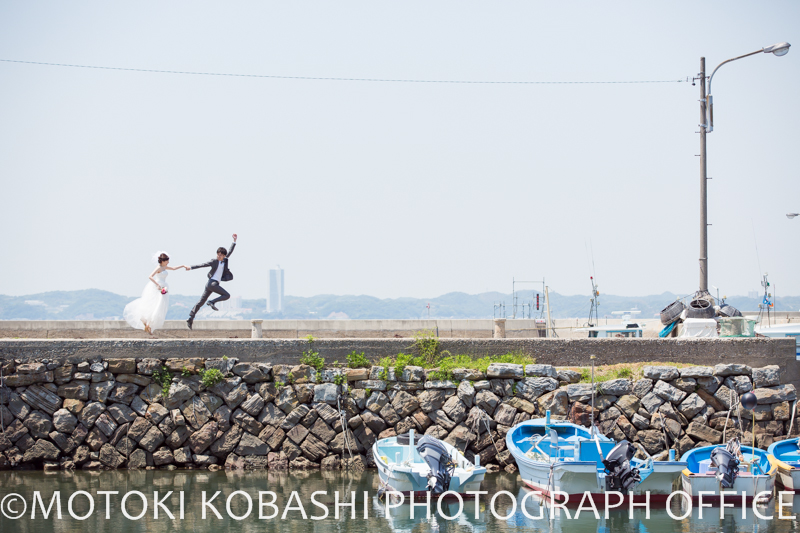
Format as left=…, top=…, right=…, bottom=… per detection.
left=764, top=42, right=791, bottom=56
left=787, top=213, right=799, bottom=219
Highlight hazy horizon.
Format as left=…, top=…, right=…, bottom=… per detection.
left=4, top=286, right=796, bottom=321
left=3, top=287, right=781, bottom=301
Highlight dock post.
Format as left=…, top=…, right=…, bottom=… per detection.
left=251, top=319, right=263, bottom=339
left=493, top=318, right=506, bottom=339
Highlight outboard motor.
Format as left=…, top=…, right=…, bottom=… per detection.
left=710, top=447, right=739, bottom=488
left=602, top=440, right=641, bottom=493
left=416, top=436, right=455, bottom=494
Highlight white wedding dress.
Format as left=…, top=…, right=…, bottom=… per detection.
left=124, top=270, right=169, bottom=332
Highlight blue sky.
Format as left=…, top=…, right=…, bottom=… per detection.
left=0, top=1, right=798, bottom=301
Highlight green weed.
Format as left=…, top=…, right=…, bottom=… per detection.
left=198, top=368, right=225, bottom=388
left=346, top=351, right=370, bottom=369
left=152, top=366, right=172, bottom=397
left=413, top=330, right=440, bottom=364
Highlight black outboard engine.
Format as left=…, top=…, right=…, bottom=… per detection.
left=416, top=435, right=455, bottom=494
left=602, top=441, right=641, bottom=493
left=710, top=447, right=739, bottom=488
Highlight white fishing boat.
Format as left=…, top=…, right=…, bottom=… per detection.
left=768, top=437, right=800, bottom=492
left=681, top=441, right=777, bottom=503
left=373, top=430, right=486, bottom=499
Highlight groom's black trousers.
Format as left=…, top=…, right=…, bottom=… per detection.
left=190, top=280, right=230, bottom=318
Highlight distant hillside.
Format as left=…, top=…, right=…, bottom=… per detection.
left=1, top=289, right=797, bottom=321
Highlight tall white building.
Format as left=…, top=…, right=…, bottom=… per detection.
left=267, top=267, right=284, bottom=313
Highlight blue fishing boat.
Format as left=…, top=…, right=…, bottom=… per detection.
left=506, top=414, right=686, bottom=503
left=768, top=437, right=800, bottom=492
left=681, top=440, right=777, bottom=503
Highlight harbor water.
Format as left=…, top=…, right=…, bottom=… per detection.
left=0, top=470, right=798, bottom=533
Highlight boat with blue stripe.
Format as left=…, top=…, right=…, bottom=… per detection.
left=506, top=413, right=686, bottom=503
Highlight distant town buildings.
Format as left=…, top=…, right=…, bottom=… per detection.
left=197, top=295, right=252, bottom=318
left=218, top=296, right=244, bottom=311
left=268, top=267, right=284, bottom=313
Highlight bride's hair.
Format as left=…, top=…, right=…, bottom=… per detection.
left=157, top=253, right=170, bottom=264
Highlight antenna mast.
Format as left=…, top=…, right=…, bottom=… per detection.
left=588, top=276, right=600, bottom=327
left=758, top=273, right=773, bottom=327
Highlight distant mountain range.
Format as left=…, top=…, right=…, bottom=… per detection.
left=1, top=289, right=797, bottom=321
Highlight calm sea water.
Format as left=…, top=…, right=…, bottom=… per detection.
left=0, top=470, right=798, bottom=533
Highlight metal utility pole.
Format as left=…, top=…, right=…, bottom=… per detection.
left=695, top=42, right=790, bottom=297
left=698, top=57, right=709, bottom=295
left=544, top=286, right=554, bottom=338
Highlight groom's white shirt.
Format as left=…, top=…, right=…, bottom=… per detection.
left=211, top=261, right=225, bottom=282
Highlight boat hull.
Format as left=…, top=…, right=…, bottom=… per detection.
left=768, top=455, right=800, bottom=493
left=507, top=418, right=686, bottom=505
left=681, top=470, right=775, bottom=503
left=516, top=459, right=684, bottom=503
left=767, top=438, right=800, bottom=492
left=776, top=467, right=800, bottom=493
left=680, top=444, right=777, bottom=504
left=376, top=462, right=485, bottom=495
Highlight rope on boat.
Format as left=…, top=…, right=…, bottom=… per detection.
left=377, top=477, right=401, bottom=502
left=658, top=414, right=677, bottom=452
left=789, top=400, right=797, bottom=438
left=479, top=407, right=508, bottom=465
left=728, top=437, right=760, bottom=497
left=546, top=461, right=555, bottom=521
left=726, top=437, right=742, bottom=460
left=722, top=389, right=746, bottom=443
left=735, top=393, right=745, bottom=439
left=465, top=407, right=507, bottom=465
left=337, top=393, right=355, bottom=461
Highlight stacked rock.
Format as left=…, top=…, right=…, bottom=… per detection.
left=0, top=358, right=796, bottom=471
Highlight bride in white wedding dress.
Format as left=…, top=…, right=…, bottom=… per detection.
left=123, top=252, right=189, bottom=334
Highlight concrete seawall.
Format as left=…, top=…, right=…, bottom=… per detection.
left=3, top=316, right=798, bottom=340
left=0, top=318, right=652, bottom=338
left=1, top=337, right=797, bottom=388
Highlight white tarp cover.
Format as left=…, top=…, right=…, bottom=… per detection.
left=679, top=318, right=718, bottom=338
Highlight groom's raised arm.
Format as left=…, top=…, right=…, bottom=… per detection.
left=227, top=233, right=237, bottom=257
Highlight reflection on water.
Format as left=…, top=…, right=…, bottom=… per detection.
left=0, top=470, right=798, bottom=533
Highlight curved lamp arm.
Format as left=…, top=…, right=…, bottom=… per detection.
left=707, top=42, right=790, bottom=132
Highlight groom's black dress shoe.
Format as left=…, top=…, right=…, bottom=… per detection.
left=186, top=318, right=193, bottom=330
left=207, top=302, right=219, bottom=311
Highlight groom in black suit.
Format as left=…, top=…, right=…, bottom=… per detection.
left=186, top=233, right=237, bottom=330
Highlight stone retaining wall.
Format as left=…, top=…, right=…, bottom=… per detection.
left=0, top=356, right=796, bottom=473
left=3, top=337, right=797, bottom=389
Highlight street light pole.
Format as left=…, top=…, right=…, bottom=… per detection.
left=696, top=42, right=790, bottom=297
left=699, top=57, right=709, bottom=294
